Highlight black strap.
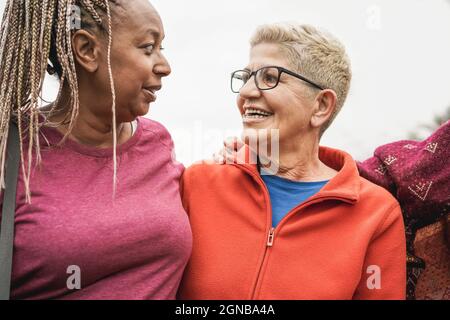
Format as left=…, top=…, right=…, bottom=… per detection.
left=0, top=122, right=20, bottom=300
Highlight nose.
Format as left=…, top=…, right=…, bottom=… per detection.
left=239, top=75, right=261, bottom=100
left=153, top=52, right=172, bottom=78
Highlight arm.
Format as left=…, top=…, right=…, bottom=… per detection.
left=353, top=204, right=407, bottom=300
left=357, top=121, right=449, bottom=218
left=179, top=170, right=190, bottom=215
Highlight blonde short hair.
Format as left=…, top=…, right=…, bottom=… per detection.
left=250, top=23, right=352, bottom=135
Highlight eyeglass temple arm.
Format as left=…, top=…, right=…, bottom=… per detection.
left=280, top=68, right=324, bottom=90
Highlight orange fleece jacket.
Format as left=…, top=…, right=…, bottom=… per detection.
left=178, top=146, right=406, bottom=300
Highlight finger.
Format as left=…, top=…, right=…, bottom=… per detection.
left=218, top=148, right=233, bottom=164
left=221, top=144, right=241, bottom=164
left=223, top=136, right=240, bottom=151
left=212, top=152, right=225, bottom=164
left=235, top=144, right=257, bottom=165
left=235, top=138, right=244, bottom=149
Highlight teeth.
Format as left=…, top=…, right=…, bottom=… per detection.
left=245, top=115, right=266, bottom=119
left=244, top=108, right=273, bottom=117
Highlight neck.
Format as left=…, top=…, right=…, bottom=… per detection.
left=44, top=88, right=132, bottom=148
left=261, top=133, right=337, bottom=182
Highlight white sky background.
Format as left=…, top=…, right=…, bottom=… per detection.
left=1, top=0, right=450, bottom=165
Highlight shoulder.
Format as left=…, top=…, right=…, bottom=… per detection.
left=183, top=162, right=230, bottom=180
left=358, top=175, right=398, bottom=202
left=137, top=117, right=175, bottom=150
left=357, top=175, right=404, bottom=227
left=138, top=117, right=172, bottom=138
left=182, top=162, right=245, bottom=188
left=136, top=117, right=184, bottom=172
left=357, top=168, right=400, bottom=208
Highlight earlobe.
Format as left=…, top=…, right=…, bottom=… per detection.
left=71, top=30, right=100, bottom=73
left=311, top=89, right=337, bottom=129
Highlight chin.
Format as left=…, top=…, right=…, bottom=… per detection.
left=119, top=108, right=146, bottom=123
left=242, top=123, right=280, bottom=143
left=243, top=122, right=277, bottom=132
left=133, top=103, right=151, bottom=117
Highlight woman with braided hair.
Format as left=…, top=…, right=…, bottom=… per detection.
left=0, top=0, right=192, bottom=299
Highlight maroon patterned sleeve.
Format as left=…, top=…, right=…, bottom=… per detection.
left=357, top=120, right=449, bottom=223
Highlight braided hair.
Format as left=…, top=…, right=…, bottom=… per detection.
left=0, top=0, right=120, bottom=202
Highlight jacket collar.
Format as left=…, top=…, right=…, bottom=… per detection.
left=237, top=145, right=360, bottom=205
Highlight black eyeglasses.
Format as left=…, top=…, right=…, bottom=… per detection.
left=231, top=66, right=324, bottom=93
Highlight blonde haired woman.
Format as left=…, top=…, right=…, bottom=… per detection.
left=178, top=23, right=406, bottom=300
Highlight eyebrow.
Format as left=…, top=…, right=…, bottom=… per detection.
left=243, top=65, right=272, bottom=72
left=143, top=28, right=164, bottom=41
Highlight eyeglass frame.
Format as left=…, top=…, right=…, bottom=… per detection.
left=230, top=66, right=325, bottom=93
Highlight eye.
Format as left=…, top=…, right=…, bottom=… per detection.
left=236, top=73, right=249, bottom=82
left=143, top=44, right=155, bottom=55
left=262, top=72, right=278, bottom=85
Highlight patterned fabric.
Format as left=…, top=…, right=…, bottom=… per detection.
left=357, top=120, right=450, bottom=300
left=414, top=218, right=450, bottom=299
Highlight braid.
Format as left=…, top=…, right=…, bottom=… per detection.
left=0, top=0, right=119, bottom=202
left=80, top=0, right=103, bottom=26
left=0, top=0, right=21, bottom=182
left=105, top=1, right=118, bottom=198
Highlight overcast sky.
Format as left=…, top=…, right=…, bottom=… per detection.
left=1, top=0, right=450, bottom=165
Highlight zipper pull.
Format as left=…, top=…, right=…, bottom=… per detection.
left=267, top=228, right=275, bottom=247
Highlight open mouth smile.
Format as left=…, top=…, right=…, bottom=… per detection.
left=242, top=107, right=274, bottom=123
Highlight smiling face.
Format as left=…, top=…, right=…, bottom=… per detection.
left=74, top=0, right=171, bottom=123
left=237, top=42, right=319, bottom=146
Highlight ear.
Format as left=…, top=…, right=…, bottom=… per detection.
left=310, top=89, right=337, bottom=129
left=71, top=30, right=101, bottom=73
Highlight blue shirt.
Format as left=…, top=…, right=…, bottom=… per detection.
left=261, top=173, right=329, bottom=228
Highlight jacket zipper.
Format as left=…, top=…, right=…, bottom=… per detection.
left=234, top=164, right=354, bottom=300
left=250, top=227, right=275, bottom=299
left=267, top=227, right=275, bottom=247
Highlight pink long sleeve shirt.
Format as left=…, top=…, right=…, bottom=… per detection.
left=0, top=117, right=192, bottom=300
